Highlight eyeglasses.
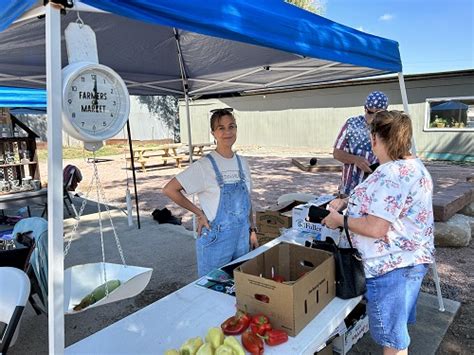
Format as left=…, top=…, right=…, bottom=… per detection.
left=210, top=108, right=234, bottom=114
left=365, top=107, right=379, bottom=115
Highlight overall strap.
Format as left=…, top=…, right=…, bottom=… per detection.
left=206, top=154, right=224, bottom=187
left=235, top=154, right=246, bottom=181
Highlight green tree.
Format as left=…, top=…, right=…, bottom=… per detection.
left=285, top=0, right=326, bottom=15
left=137, top=95, right=180, bottom=142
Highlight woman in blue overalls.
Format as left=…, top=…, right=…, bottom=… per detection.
left=163, top=109, right=258, bottom=277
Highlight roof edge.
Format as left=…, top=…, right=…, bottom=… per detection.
left=239, top=69, right=474, bottom=97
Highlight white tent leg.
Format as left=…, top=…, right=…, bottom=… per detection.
left=184, top=94, right=198, bottom=237
left=175, top=28, right=197, bottom=238
left=45, top=3, right=64, bottom=354
left=431, top=261, right=445, bottom=312
left=398, top=72, right=417, bottom=155
left=398, top=72, right=443, bottom=311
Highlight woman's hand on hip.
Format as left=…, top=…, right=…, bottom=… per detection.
left=196, top=211, right=210, bottom=235
left=322, top=206, right=344, bottom=230
left=250, top=231, right=259, bottom=250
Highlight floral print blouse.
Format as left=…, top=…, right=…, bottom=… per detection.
left=346, top=158, right=435, bottom=278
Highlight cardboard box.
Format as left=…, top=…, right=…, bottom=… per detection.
left=292, top=195, right=342, bottom=243
left=315, top=343, right=333, bottom=355
left=256, top=231, right=279, bottom=246
left=234, top=242, right=335, bottom=337
left=256, top=200, right=304, bottom=235
left=333, top=302, right=369, bottom=354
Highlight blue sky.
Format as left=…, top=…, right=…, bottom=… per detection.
left=324, top=0, right=474, bottom=74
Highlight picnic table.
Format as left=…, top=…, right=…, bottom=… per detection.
left=127, top=143, right=188, bottom=172
left=66, top=232, right=362, bottom=354
left=188, top=142, right=215, bottom=156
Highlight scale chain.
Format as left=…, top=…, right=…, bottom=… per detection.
left=93, top=154, right=109, bottom=296
left=93, top=157, right=127, bottom=266
left=63, top=153, right=128, bottom=299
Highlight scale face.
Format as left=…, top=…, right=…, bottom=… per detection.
left=62, top=62, right=130, bottom=148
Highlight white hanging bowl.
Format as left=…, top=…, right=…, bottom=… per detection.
left=64, top=262, right=153, bottom=314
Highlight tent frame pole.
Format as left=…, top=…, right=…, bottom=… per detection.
left=173, top=28, right=193, bottom=162
left=190, top=67, right=263, bottom=95
left=126, top=120, right=141, bottom=229
left=398, top=72, right=417, bottom=155
left=45, top=3, right=64, bottom=354
left=174, top=28, right=198, bottom=235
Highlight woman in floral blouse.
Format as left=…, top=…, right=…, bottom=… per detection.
left=323, top=110, right=434, bottom=355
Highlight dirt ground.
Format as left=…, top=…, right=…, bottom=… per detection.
left=39, top=145, right=473, bottom=354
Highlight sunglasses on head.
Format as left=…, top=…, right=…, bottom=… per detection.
left=210, top=108, right=234, bottom=114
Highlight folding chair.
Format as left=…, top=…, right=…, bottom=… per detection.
left=0, top=267, right=30, bottom=355
left=41, top=165, right=80, bottom=218
left=63, top=168, right=79, bottom=218
left=12, top=218, right=48, bottom=315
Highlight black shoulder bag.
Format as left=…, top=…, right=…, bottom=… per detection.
left=305, top=214, right=366, bottom=299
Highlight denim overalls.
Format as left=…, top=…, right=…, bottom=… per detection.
left=196, top=154, right=251, bottom=277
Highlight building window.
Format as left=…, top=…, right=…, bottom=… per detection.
left=424, top=96, right=474, bottom=131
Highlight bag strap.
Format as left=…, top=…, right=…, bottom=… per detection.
left=343, top=214, right=355, bottom=249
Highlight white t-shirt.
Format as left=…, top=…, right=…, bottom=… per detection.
left=176, top=151, right=252, bottom=221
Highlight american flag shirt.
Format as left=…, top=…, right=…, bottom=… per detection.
left=334, top=115, right=378, bottom=195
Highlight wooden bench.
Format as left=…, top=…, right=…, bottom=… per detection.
left=432, top=181, right=473, bottom=221
left=291, top=157, right=343, bottom=172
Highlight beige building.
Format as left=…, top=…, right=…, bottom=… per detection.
left=179, top=70, right=474, bottom=161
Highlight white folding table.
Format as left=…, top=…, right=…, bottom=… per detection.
left=66, top=233, right=362, bottom=355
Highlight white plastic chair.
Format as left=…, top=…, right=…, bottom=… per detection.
left=0, top=267, right=31, bottom=355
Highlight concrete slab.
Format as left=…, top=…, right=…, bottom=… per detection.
left=348, top=293, right=460, bottom=354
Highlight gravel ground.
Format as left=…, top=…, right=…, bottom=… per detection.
left=39, top=145, right=473, bottom=354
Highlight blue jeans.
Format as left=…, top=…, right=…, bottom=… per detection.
left=365, top=263, right=429, bottom=350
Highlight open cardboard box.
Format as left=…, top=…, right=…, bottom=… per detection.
left=234, top=242, right=335, bottom=337
left=256, top=200, right=305, bottom=235
left=333, top=302, right=369, bottom=354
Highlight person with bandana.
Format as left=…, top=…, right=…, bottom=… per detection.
left=333, top=91, right=389, bottom=196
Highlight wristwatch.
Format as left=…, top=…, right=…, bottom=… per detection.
left=249, top=227, right=258, bottom=233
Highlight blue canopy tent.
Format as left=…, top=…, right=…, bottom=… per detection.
left=0, top=0, right=402, bottom=96
left=0, top=86, right=46, bottom=108
left=0, top=1, right=413, bottom=352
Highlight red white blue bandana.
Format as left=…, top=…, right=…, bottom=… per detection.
left=365, top=91, right=388, bottom=109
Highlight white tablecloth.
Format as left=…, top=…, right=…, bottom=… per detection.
left=66, top=232, right=361, bottom=354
